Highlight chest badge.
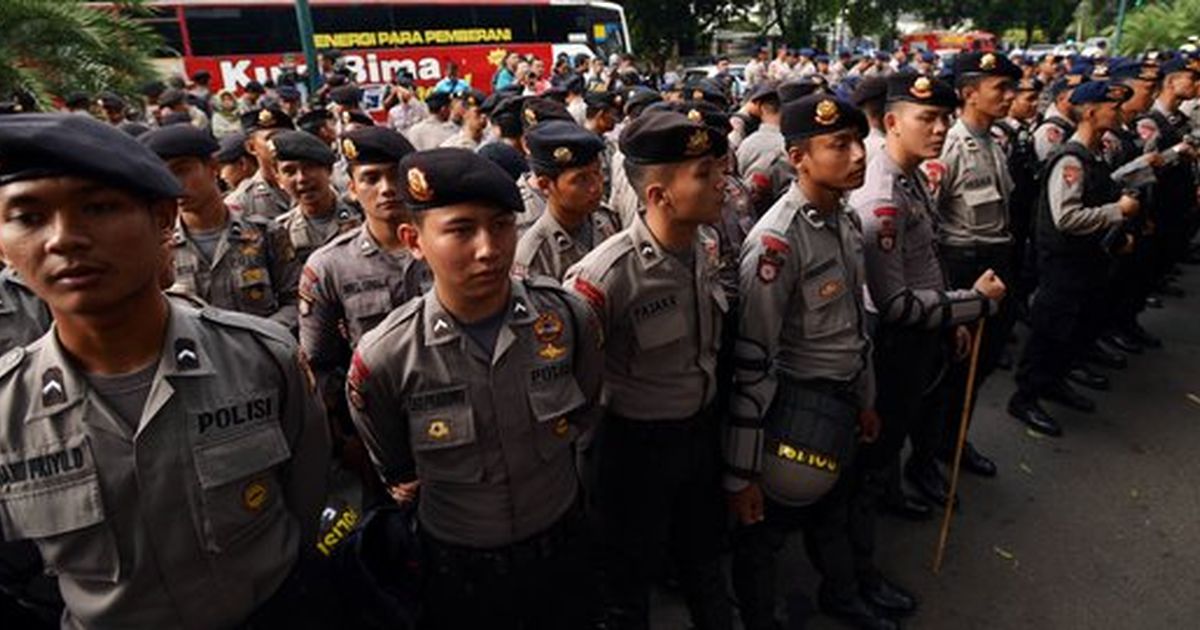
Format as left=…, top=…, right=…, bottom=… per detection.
left=534, top=311, right=567, bottom=359
left=242, top=479, right=269, bottom=512
left=818, top=279, right=844, bottom=299
left=428, top=419, right=451, bottom=440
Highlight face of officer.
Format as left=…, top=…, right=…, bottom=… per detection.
left=962, top=76, right=1015, bottom=120
left=246, top=128, right=283, bottom=175
left=219, top=156, right=256, bottom=192
left=1166, top=72, right=1198, bottom=101
left=789, top=128, right=867, bottom=192
left=349, top=163, right=407, bottom=224
left=401, top=203, right=516, bottom=318
left=540, top=159, right=604, bottom=221
left=277, top=160, right=335, bottom=214
left=463, top=106, right=487, bottom=137
left=1009, top=90, right=1040, bottom=120
left=885, top=102, right=952, bottom=161
left=166, top=156, right=223, bottom=216
left=1084, top=101, right=1122, bottom=133
left=0, top=177, right=175, bottom=317
left=644, top=154, right=726, bottom=227
left=1123, top=79, right=1158, bottom=115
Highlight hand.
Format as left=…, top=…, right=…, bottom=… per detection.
left=728, top=483, right=765, bottom=525
left=1147, top=152, right=1165, bottom=168
left=953, top=324, right=972, bottom=361
left=1118, top=194, right=1141, bottom=218
left=973, top=268, right=1007, bottom=301
left=1120, top=233, right=1136, bottom=255
left=388, top=481, right=421, bottom=505
left=858, top=408, right=881, bottom=444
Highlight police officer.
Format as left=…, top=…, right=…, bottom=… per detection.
left=926, top=51, right=1024, bottom=478
left=140, top=124, right=302, bottom=329
left=405, top=91, right=458, bottom=151
left=514, top=121, right=620, bottom=280
left=1033, top=76, right=1083, bottom=162
left=0, top=113, right=330, bottom=628
left=607, top=88, right=664, bottom=228
left=347, top=148, right=603, bottom=629
left=0, top=266, right=50, bottom=354
left=272, top=130, right=363, bottom=264
left=564, top=110, right=733, bottom=630
left=852, top=77, right=890, bottom=159
left=993, top=76, right=1044, bottom=320
left=1009, top=82, right=1142, bottom=436
left=848, top=74, right=1005, bottom=509
left=737, top=84, right=791, bottom=215
left=584, top=90, right=622, bottom=200
left=439, top=89, right=487, bottom=150
left=215, top=131, right=257, bottom=196
left=515, top=98, right=578, bottom=233
left=299, top=127, right=428, bottom=490
left=226, top=106, right=295, bottom=220
left=726, top=95, right=899, bottom=630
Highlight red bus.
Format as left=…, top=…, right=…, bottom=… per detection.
left=901, top=30, right=997, bottom=54
left=125, top=0, right=630, bottom=114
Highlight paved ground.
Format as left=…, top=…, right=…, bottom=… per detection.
left=655, top=267, right=1200, bottom=630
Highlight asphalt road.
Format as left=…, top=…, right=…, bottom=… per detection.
left=655, top=266, right=1200, bottom=630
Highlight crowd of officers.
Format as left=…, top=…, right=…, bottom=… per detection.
left=0, top=41, right=1196, bottom=630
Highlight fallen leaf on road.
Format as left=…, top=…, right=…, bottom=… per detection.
left=1024, top=428, right=1046, bottom=440
left=1187, top=393, right=1200, bottom=407
left=994, top=546, right=1016, bottom=561
left=1019, top=462, right=1033, bottom=475
left=1130, top=488, right=1140, bottom=499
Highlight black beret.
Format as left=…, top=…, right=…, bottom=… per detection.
left=398, top=148, right=523, bottom=213
left=744, top=81, right=780, bottom=104
left=489, top=94, right=527, bottom=121
left=329, top=85, right=363, bottom=107
left=161, top=111, right=193, bottom=126
left=1048, top=76, right=1083, bottom=97
left=953, top=51, right=1022, bottom=81
left=886, top=74, right=957, bottom=108
left=526, top=120, right=605, bottom=175
left=1015, top=77, right=1045, bottom=92
left=521, top=97, right=573, bottom=130
left=140, top=81, right=166, bottom=98
left=116, top=121, right=151, bottom=138
left=277, top=85, right=301, bottom=102
left=96, top=92, right=126, bottom=111
left=478, top=141, right=530, bottom=181
left=624, top=86, right=662, bottom=117
left=1110, top=59, right=1160, bottom=83
left=245, top=80, right=265, bottom=94
left=425, top=91, right=451, bottom=110
left=0, top=113, right=181, bottom=199
left=779, top=77, right=828, bottom=104
left=296, top=108, right=333, bottom=133
left=562, top=73, right=586, bottom=94
left=850, top=76, right=889, bottom=107
left=647, top=100, right=732, bottom=134
left=1069, top=80, right=1133, bottom=105
left=1159, top=54, right=1200, bottom=76
left=159, top=88, right=187, bottom=108
left=340, top=126, right=415, bottom=165
left=780, top=95, right=869, bottom=142
left=687, top=79, right=729, bottom=109
left=216, top=132, right=249, bottom=162
left=540, top=85, right=569, bottom=103
left=339, top=110, right=375, bottom=127
left=455, top=88, right=487, bottom=109
left=240, top=107, right=294, bottom=133
left=618, top=110, right=728, bottom=166
left=191, top=69, right=212, bottom=83
left=139, top=124, right=220, bottom=160
left=584, top=90, right=622, bottom=112
left=269, top=130, right=335, bottom=166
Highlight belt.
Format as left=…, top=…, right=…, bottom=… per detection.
left=607, top=401, right=717, bottom=430
left=422, top=503, right=584, bottom=574
left=779, top=375, right=858, bottom=403
left=940, top=241, right=1013, bottom=259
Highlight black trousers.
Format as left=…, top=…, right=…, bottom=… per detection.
left=850, top=327, right=949, bottom=587
left=588, top=408, right=733, bottom=630
left=419, top=508, right=595, bottom=630
left=939, top=244, right=1016, bottom=451
left=731, top=467, right=858, bottom=630
left=1016, top=279, right=1107, bottom=400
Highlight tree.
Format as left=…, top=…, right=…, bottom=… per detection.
left=622, top=0, right=755, bottom=73
left=0, top=0, right=161, bottom=109
left=1111, top=0, right=1200, bottom=54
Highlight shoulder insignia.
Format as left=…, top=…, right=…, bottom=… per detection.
left=920, top=160, right=946, bottom=195
left=1045, top=124, right=1064, bottom=144
left=200, top=307, right=294, bottom=346
left=0, top=346, right=26, bottom=380
left=1061, top=162, right=1082, bottom=187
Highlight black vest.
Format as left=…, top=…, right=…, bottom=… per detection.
left=1035, top=141, right=1120, bottom=286
left=1136, top=109, right=1193, bottom=221
left=995, top=120, right=1039, bottom=240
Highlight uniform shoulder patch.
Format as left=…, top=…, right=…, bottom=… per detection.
left=0, top=346, right=27, bottom=381
left=200, top=307, right=294, bottom=346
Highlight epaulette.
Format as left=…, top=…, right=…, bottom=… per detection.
left=358, top=296, right=424, bottom=350
left=200, top=306, right=294, bottom=346
left=0, top=346, right=26, bottom=381
left=575, top=229, right=636, bottom=284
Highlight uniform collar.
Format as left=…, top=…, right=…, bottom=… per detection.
left=786, top=183, right=838, bottom=229
left=422, top=280, right=539, bottom=347
left=355, top=223, right=382, bottom=257
left=24, top=299, right=214, bottom=426
left=539, top=209, right=585, bottom=253
left=630, top=214, right=674, bottom=270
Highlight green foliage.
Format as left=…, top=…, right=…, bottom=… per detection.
left=1111, top=0, right=1200, bottom=54
left=623, top=0, right=754, bottom=70
left=0, top=0, right=162, bottom=108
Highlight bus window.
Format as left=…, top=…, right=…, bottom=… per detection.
left=185, top=6, right=300, bottom=56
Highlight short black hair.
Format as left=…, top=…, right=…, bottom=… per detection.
left=624, top=160, right=676, bottom=205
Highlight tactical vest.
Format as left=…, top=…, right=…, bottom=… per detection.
left=1035, top=141, right=1120, bottom=287
left=1136, top=109, right=1192, bottom=219
left=996, top=121, right=1039, bottom=241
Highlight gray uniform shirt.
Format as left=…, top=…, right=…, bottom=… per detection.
left=0, top=269, right=51, bottom=355
left=0, top=301, right=329, bottom=629
left=737, top=122, right=793, bottom=213
left=726, top=184, right=875, bottom=490
left=848, top=149, right=996, bottom=328
left=299, top=225, right=431, bottom=411
left=564, top=216, right=728, bottom=420
left=169, top=213, right=302, bottom=330
left=607, top=149, right=641, bottom=229
left=1034, top=104, right=1073, bottom=162
left=929, top=118, right=1014, bottom=246
left=1046, top=135, right=1125, bottom=235
left=513, top=206, right=622, bottom=281
left=516, top=172, right=548, bottom=235
left=405, top=118, right=459, bottom=151
left=347, top=279, right=603, bottom=548
left=274, top=197, right=363, bottom=264
left=439, top=130, right=480, bottom=150
left=226, top=170, right=291, bottom=221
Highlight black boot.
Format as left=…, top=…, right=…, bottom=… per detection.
left=1007, top=394, right=1063, bottom=437
left=1043, top=381, right=1096, bottom=413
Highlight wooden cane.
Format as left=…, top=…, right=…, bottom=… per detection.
left=932, top=317, right=987, bottom=575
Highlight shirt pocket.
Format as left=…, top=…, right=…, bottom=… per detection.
left=801, top=262, right=852, bottom=340
left=191, top=423, right=292, bottom=553
left=629, top=296, right=688, bottom=378
left=235, top=265, right=276, bottom=314
left=408, top=386, right=482, bottom=484
left=962, top=184, right=1004, bottom=227
left=0, top=437, right=120, bottom=583
left=526, top=368, right=587, bottom=461
left=344, top=287, right=393, bottom=342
